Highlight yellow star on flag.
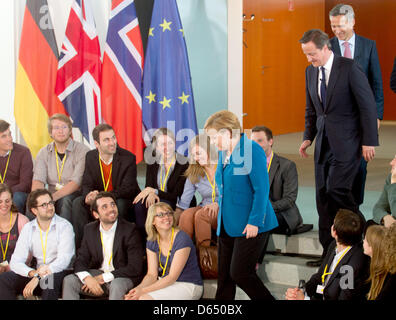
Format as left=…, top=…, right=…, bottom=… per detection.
left=160, top=19, right=172, bottom=32
left=145, top=91, right=156, bottom=103
left=178, top=92, right=190, bottom=104
left=149, top=27, right=155, bottom=37
left=179, top=29, right=185, bottom=37
left=159, top=96, right=172, bottom=110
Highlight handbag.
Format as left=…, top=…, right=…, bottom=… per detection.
left=197, top=239, right=218, bottom=279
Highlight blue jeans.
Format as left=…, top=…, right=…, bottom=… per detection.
left=13, top=192, right=28, bottom=214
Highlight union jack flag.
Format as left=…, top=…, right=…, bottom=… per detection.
left=55, top=0, right=101, bottom=144
left=101, top=0, right=144, bottom=163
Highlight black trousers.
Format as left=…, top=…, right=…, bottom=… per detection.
left=352, top=158, right=368, bottom=206
left=315, top=136, right=363, bottom=258
left=0, top=270, right=71, bottom=300
left=215, top=224, right=275, bottom=300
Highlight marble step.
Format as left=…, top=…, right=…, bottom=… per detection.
left=267, top=231, right=323, bottom=257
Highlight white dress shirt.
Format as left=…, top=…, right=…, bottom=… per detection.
left=10, top=214, right=75, bottom=277
left=318, top=52, right=335, bottom=102
left=76, top=220, right=117, bottom=284
left=338, top=33, right=356, bottom=59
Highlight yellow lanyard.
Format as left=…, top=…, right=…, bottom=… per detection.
left=0, top=151, right=11, bottom=184
left=99, top=155, right=112, bottom=191
left=100, top=231, right=113, bottom=267
left=39, top=226, right=49, bottom=264
left=55, top=145, right=67, bottom=184
left=204, top=166, right=217, bottom=203
left=267, top=152, right=274, bottom=173
left=158, top=227, right=174, bottom=277
left=160, top=157, right=175, bottom=192
left=0, top=212, right=12, bottom=262
left=321, top=246, right=351, bottom=285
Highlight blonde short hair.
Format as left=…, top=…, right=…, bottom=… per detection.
left=204, top=110, right=242, bottom=137
left=145, top=202, right=177, bottom=241
left=47, top=113, right=72, bottom=134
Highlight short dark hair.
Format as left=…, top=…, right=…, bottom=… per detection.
left=299, top=29, right=331, bottom=50
left=252, top=125, right=273, bottom=141
left=27, top=189, right=53, bottom=212
left=0, top=120, right=10, bottom=133
left=0, top=183, right=18, bottom=213
left=333, top=209, right=363, bottom=246
left=90, top=191, right=117, bottom=214
left=92, top=124, right=114, bottom=143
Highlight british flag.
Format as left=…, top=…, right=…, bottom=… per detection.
left=55, top=0, right=101, bottom=144
left=101, top=0, right=144, bottom=163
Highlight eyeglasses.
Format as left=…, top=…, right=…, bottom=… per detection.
left=154, top=211, right=173, bottom=218
left=52, top=125, right=69, bottom=131
left=36, top=201, right=55, bottom=209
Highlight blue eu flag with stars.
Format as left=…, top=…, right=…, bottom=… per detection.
left=142, top=0, right=198, bottom=155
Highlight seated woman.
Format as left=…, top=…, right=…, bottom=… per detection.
left=133, top=128, right=190, bottom=239
left=364, top=224, right=396, bottom=300
left=0, top=184, right=29, bottom=273
left=176, top=134, right=219, bottom=247
left=124, top=202, right=203, bottom=300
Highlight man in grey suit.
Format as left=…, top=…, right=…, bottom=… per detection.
left=251, top=126, right=303, bottom=235
left=329, top=4, right=383, bottom=207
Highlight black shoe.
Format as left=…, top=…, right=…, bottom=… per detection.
left=306, top=258, right=323, bottom=267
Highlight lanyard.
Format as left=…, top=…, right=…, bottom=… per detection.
left=39, top=226, right=49, bottom=264
left=267, top=152, right=274, bottom=173
left=99, top=155, right=112, bottom=191
left=158, top=227, right=175, bottom=277
left=55, top=145, right=66, bottom=184
left=160, top=157, right=175, bottom=192
left=0, top=212, right=12, bottom=261
left=100, top=231, right=113, bottom=267
left=0, top=151, right=11, bottom=184
left=204, top=166, right=217, bottom=203
left=321, top=246, right=351, bottom=285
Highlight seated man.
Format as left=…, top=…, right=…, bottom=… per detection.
left=251, top=125, right=303, bottom=235
left=63, top=192, right=145, bottom=300
left=31, top=114, right=89, bottom=222
left=0, top=189, right=75, bottom=300
left=0, top=119, right=33, bottom=213
left=72, top=124, right=140, bottom=248
left=285, top=209, right=369, bottom=300
left=372, top=154, right=396, bottom=228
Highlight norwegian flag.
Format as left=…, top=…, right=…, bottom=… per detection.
left=55, top=0, right=101, bottom=144
left=101, top=0, right=144, bottom=163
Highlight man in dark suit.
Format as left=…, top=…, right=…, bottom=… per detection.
left=298, top=29, right=378, bottom=265
left=72, top=124, right=141, bottom=248
left=63, top=192, right=144, bottom=300
left=391, top=57, right=396, bottom=93
left=251, top=125, right=303, bottom=235
left=329, top=4, right=383, bottom=207
left=285, top=209, right=369, bottom=300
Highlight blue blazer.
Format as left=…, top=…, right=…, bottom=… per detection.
left=330, top=34, right=384, bottom=120
left=215, top=134, right=278, bottom=237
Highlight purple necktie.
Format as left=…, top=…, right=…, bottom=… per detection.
left=343, top=42, right=352, bottom=59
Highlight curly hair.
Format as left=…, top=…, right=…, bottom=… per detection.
left=384, top=223, right=396, bottom=274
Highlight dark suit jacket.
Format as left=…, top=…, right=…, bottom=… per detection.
left=330, top=35, right=384, bottom=119
left=303, top=54, right=378, bottom=164
left=391, top=57, right=396, bottom=93
left=268, top=153, right=302, bottom=232
left=376, top=272, right=396, bottom=301
left=306, top=240, right=369, bottom=300
left=145, top=153, right=189, bottom=207
left=74, top=218, right=145, bottom=284
left=81, top=146, right=140, bottom=200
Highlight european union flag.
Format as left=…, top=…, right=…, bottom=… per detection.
left=142, top=0, right=198, bottom=155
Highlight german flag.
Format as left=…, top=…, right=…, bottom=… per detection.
left=14, top=0, right=66, bottom=157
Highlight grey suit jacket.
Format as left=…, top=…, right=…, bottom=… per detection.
left=268, top=153, right=302, bottom=232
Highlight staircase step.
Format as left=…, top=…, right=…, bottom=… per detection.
left=203, top=279, right=250, bottom=300
left=267, top=231, right=322, bottom=257
left=258, top=254, right=318, bottom=286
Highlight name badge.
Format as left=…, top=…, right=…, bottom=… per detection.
left=55, top=183, right=64, bottom=191
left=0, top=261, right=9, bottom=267
left=316, top=285, right=324, bottom=295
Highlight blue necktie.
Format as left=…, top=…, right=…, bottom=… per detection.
left=320, top=66, right=327, bottom=108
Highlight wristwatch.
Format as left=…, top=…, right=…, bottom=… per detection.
left=33, top=273, right=41, bottom=281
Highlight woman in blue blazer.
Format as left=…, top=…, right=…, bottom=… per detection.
left=205, top=110, right=278, bottom=300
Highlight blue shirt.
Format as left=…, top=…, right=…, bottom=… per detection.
left=177, top=175, right=219, bottom=210
left=147, top=230, right=203, bottom=285
left=338, top=33, right=356, bottom=58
